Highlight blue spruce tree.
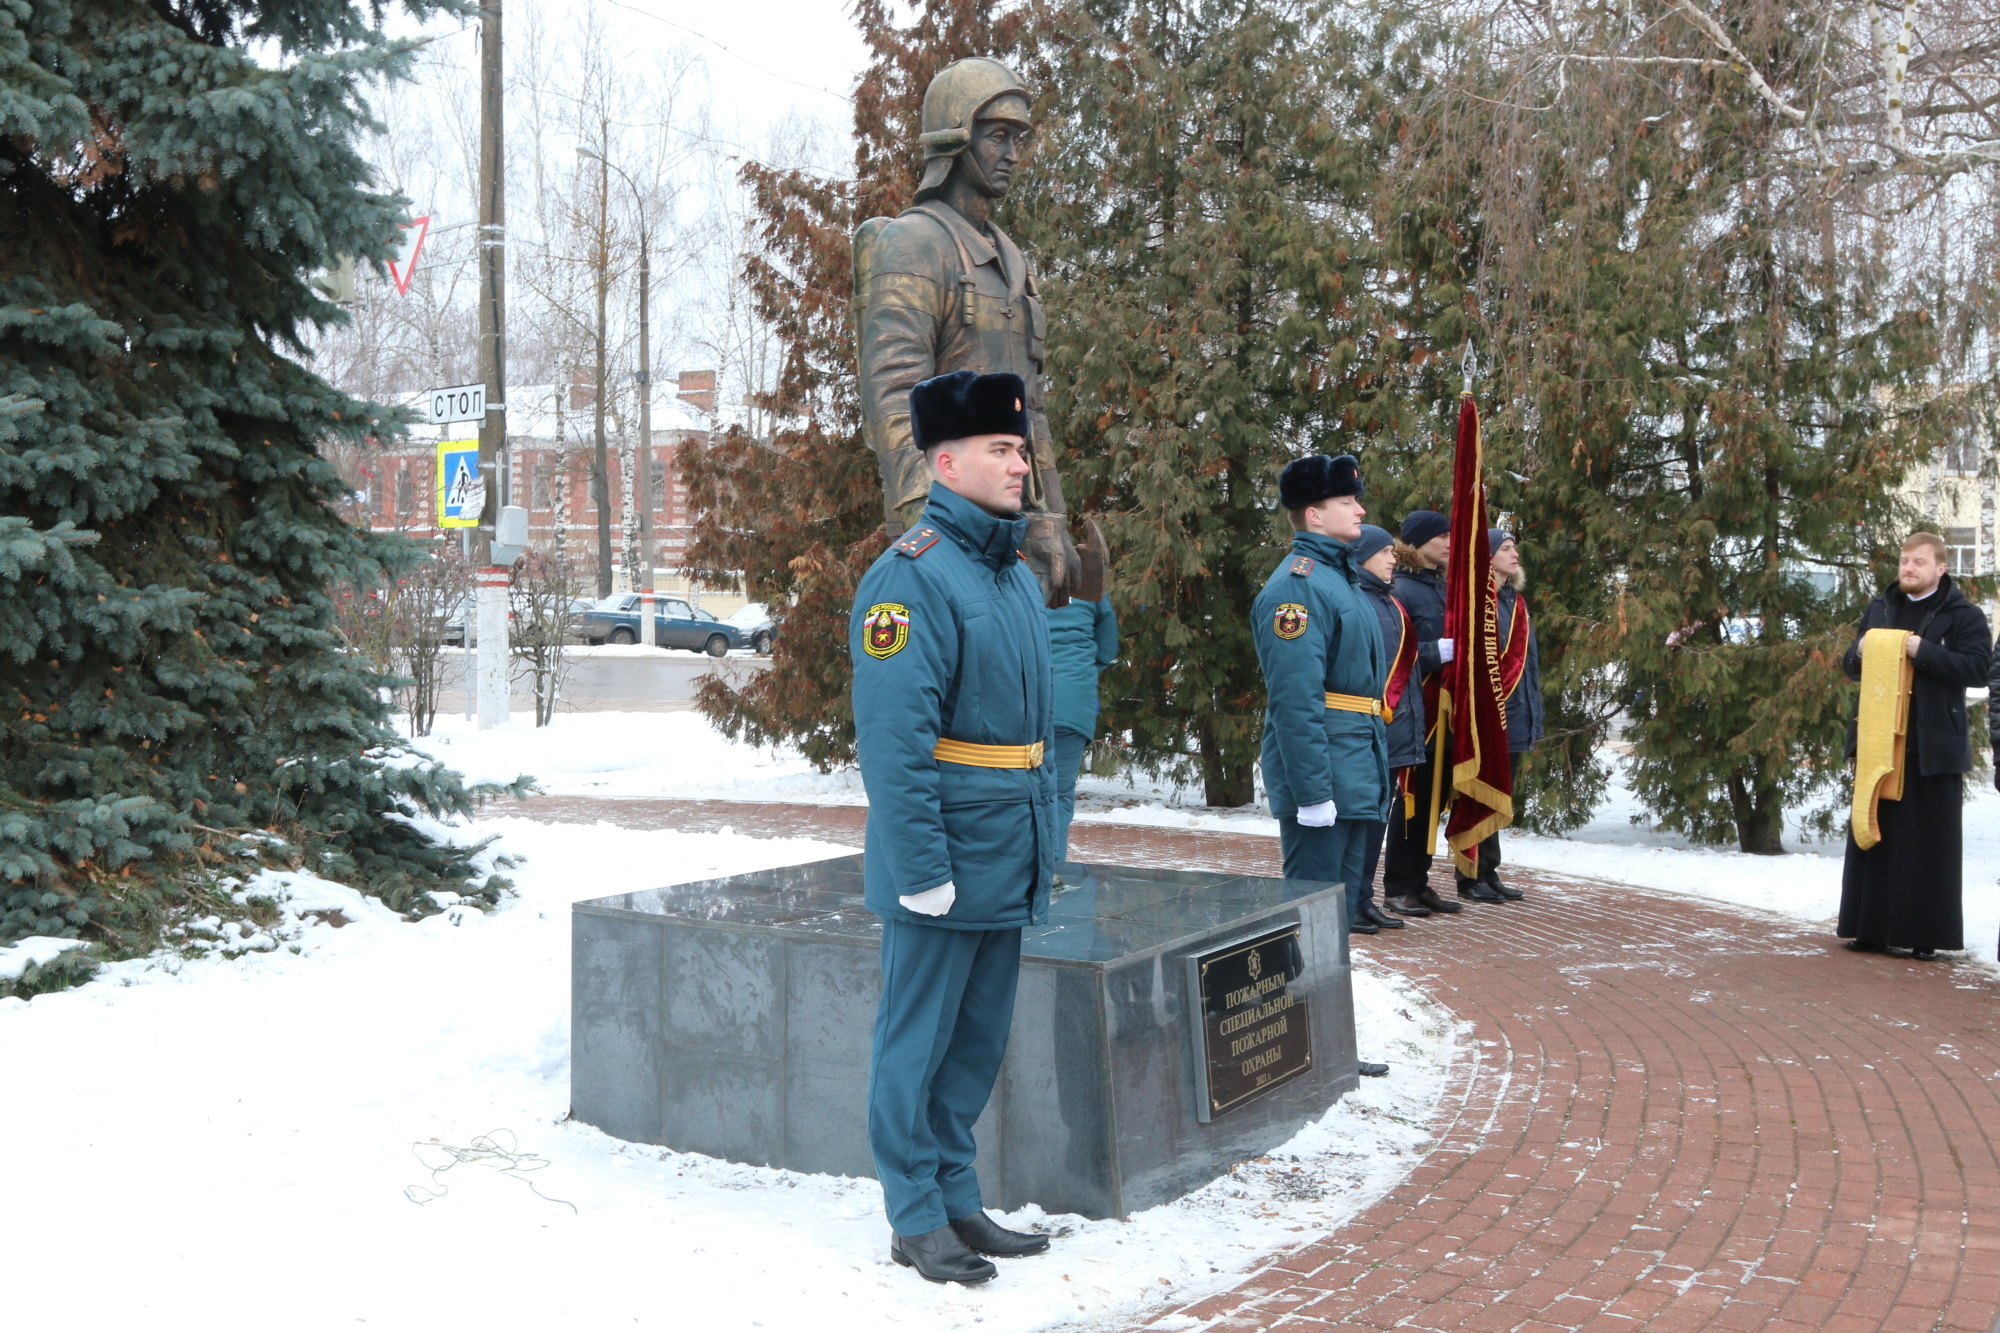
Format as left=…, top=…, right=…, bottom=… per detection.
left=0, top=0, right=503, bottom=957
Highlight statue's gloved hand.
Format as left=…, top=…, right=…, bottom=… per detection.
left=1074, top=519, right=1110, bottom=603
left=1020, top=512, right=1074, bottom=608
left=898, top=882, right=957, bottom=916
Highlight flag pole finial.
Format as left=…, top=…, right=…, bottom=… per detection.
left=1460, top=342, right=1477, bottom=396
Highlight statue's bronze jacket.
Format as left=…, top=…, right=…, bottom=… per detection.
left=854, top=200, right=1057, bottom=522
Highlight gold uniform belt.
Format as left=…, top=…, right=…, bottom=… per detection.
left=932, top=738, right=1047, bottom=769
left=1325, top=692, right=1389, bottom=721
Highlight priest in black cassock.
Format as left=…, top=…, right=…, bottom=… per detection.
left=1839, top=532, right=1992, bottom=960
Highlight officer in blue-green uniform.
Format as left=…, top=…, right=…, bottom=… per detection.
left=850, top=369, right=1057, bottom=1286
left=1253, top=454, right=1393, bottom=1075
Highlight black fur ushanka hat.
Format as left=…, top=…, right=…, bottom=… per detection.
left=910, top=370, right=1030, bottom=450
left=1278, top=454, right=1364, bottom=509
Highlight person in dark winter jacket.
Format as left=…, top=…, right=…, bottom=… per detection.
left=1042, top=596, right=1119, bottom=863
left=1354, top=526, right=1428, bottom=921
left=1379, top=510, right=1464, bottom=915
left=1455, top=531, right=1541, bottom=901
left=1840, top=532, right=1991, bottom=959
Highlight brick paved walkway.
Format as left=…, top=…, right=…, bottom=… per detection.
left=507, top=797, right=2000, bottom=1332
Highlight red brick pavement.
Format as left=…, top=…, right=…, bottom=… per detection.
left=507, top=797, right=2000, bottom=1332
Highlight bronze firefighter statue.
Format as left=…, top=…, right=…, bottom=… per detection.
left=852, top=56, right=1107, bottom=607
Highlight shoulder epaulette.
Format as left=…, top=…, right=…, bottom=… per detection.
left=1288, top=555, right=1315, bottom=577
left=893, top=526, right=941, bottom=558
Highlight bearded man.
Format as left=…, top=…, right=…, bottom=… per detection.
left=1839, top=532, right=1991, bottom=960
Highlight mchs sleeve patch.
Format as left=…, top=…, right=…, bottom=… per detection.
left=1273, top=603, right=1309, bottom=640
left=863, top=603, right=911, bottom=658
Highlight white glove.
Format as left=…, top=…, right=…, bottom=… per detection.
left=1436, top=638, right=1455, bottom=663
left=898, top=881, right=957, bottom=916
left=1295, top=800, right=1337, bottom=828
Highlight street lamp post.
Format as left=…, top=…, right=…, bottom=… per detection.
left=577, top=146, right=655, bottom=646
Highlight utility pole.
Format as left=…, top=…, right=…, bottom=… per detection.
left=635, top=220, right=654, bottom=646
left=590, top=139, right=614, bottom=599
left=578, top=146, right=654, bottom=642
left=473, top=0, right=510, bottom=730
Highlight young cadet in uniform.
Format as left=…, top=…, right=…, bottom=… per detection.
left=1382, top=510, right=1467, bottom=910
left=1352, top=524, right=1428, bottom=922
left=1455, top=531, right=1540, bottom=901
left=849, top=368, right=1057, bottom=1286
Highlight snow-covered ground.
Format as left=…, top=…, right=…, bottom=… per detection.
left=414, top=709, right=2000, bottom=963
left=2, top=810, right=1458, bottom=1333
left=16, top=705, right=1987, bottom=1330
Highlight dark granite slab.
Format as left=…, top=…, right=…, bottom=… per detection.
left=572, top=855, right=1357, bottom=1219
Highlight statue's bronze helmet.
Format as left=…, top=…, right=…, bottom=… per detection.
left=915, top=57, right=1032, bottom=199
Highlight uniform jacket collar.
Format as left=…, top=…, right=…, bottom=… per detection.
left=924, top=482, right=1028, bottom=574
left=907, top=200, right=1026, bottom=295
left=1292, top=529, right=1356, bottom=578
left=1357, top=565, right=1393, bottom=597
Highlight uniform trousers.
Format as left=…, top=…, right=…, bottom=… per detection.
left=1359, top=805, right=1395, bottom=906
left=1280, top=815, right=1377, bottom=925
left=869, top=917, right=1022, bottom=1236
left=1382, top=752, right=1443, bottom=899
left=1050, top=726, right=1090, bottom=864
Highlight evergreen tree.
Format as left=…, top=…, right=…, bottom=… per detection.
left=0, top=0, right=503, bottom=953
left=1392, top=4, right=1948, bottom=851
left=1016, top=0, right=1436, bottom=805
left=680, top=0, right=1027, bottom=769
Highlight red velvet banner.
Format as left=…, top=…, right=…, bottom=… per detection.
left=1428, top=393, right=1513, bottom=873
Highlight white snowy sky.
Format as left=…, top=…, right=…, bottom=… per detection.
left=594, top=0, right=869, bottom=137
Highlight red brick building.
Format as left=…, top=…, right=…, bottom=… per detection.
left=344, top=371, right=721, bottom=582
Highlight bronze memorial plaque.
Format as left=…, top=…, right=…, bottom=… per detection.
left=1187, top=924, right=1312, bottom=1121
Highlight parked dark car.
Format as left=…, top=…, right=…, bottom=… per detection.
left=723, top=602, right=776, bottom=655
left=580, top=593, right=747, bottom=656
left=449, top=593, right=592, bottom=647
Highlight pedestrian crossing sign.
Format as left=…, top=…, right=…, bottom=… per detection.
left=436, top=440, right=481, bottom=528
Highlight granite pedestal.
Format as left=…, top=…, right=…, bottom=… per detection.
left=571, top=857, right=1357, bottom=1219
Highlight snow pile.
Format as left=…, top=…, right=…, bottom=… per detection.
left=0, top=815, right=1458, bottom=1333
left=0, top=934, right=90, bottom=983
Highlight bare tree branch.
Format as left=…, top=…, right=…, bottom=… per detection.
left=1670, top=0, right=1810, bottom=122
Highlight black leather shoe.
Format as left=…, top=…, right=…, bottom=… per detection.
left=1358, top=1061, right=1389, bottom=1077
left=1382, top=894, right=1433, bottom=917
left=1844, top=938, right=1886, bottom=953
left=950, top=1211, right=1050, bottom=1257
left=1456, top=880, right=1505, bottom=903
left=1359, top=902, right=1405, bottom=930
left=1913, top=948, right=1939, bottom=961
left=1483, top=871, right=1524, bottom=901
left=1414, top=886, right=1464, bottom=914
left=891, top=1227, right=997, bottom=1284
left=1348, top=919, right=1380, bottom=935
